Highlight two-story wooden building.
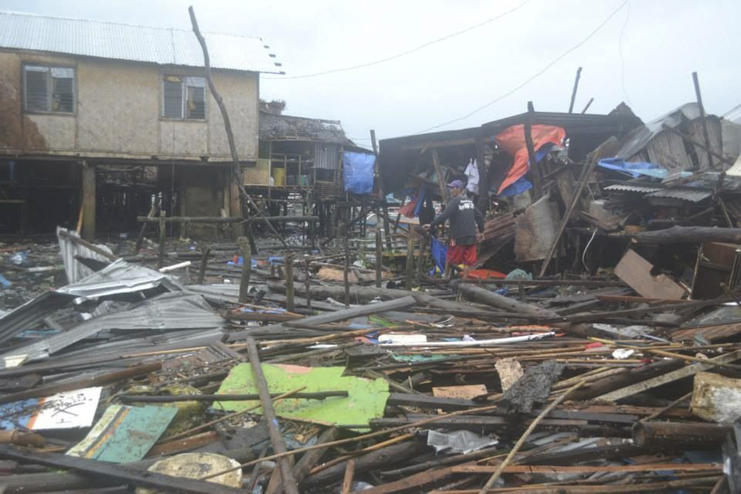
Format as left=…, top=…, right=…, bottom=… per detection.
left=0, top=11, right=282, bottom=239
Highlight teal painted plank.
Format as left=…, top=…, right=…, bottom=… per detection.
left=67, top=404, right=177, bottom=463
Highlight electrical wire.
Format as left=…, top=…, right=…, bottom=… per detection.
left=618, top=0, right=632, bottom=105
left=582, top=228, right=598, bottom=272
left=263, top=0, right=532, bottom=80
left=419, top=0, right=630, bottom=133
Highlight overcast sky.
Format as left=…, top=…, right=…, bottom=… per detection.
left=3, top=0, right=740, bottom=146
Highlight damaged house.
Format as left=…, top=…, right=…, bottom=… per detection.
left=251, top=101, right=376, bottom=239
left=0, top=11, right=282, bottom=239
left=378, top=101, right=741, bottom=287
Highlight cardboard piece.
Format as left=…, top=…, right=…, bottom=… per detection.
left=432, top=385, right=488, bottom=400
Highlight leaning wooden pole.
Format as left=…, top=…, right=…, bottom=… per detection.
left=692, top=71, right=716, bottom=170
left=188, top=6, right=287, bottom=248
left=245, top=338, right=300, bottom=494
left=568, top=66, right=582, bottom=113
left=538, top=152, right=597, bottom=277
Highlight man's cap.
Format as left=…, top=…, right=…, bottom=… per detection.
left=447, top=179, right=464, bottom=189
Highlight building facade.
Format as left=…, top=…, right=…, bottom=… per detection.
left=0, top=11, right=281, bottom=238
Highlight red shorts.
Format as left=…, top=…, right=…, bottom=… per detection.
left=446, top=243, right=477, bottom=266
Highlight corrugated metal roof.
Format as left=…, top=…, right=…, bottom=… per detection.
left=0, top=292, right=224, bottom=366
left=0, top=11, right=282, bottom=73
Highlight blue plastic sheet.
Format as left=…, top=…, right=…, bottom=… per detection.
left=227, top=257, right=258, bottom=268
left=597, top=158, right=668, bottom=179
left=430, top=237, right=447, bottom=276
left=498, top=177, right=532, bottom=197
left=343, top=152, right=376, bottom=194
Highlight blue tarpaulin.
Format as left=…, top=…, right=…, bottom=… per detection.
left=343, top=152, right=375, bottom=194
left=597, top=158, right=668, bottom=179
left=430, top=237, right=447, bottom=276
left=498, top=177, right=532, bottom=197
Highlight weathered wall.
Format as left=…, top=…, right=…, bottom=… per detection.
left=0, top=50, right=259, bottom=161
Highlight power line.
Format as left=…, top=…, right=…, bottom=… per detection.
left=618, top=0, right=632, bottom=105
left=264, top=0, right=532, bottom=80
left=419, top=0, right=630, bottom=133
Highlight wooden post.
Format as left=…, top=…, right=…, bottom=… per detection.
left=524, top=101, right=543, bottom=199
left=475, top=135, right=489, bottom=213
left=406, top=231, right=415, bottom=290
left=135, top=201, right=157, bottom=254
left=304, top=256, right=312, bottom=311
left=344, top=224, right=350, bottom=308
left=568, top=66, right=582, bottom=113
left=197, top=246, right=211, bottom=284
left=285, top=253, right=295, bottom=313
left=431, top=149, right=449, bottom=203
left=158, top=210, right=166, bottom=268
left=370, top=129, right=391, bottom=250
left=81, top=161, right=96, bottom=241
left=416, top=229, right=427, bottom=286
left=692, top=71, right=716, bottom=170
left=237, top=236, right=251, bottom=304
left=375, top=229, right=382, bottom=288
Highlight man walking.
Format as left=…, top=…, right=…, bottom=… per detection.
left=423, top=179, right=484, bottom=277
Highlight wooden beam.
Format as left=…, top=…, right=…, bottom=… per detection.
left=568, top=67, right=582, bottom=113
left=284, top=295, right=417, bottom=328
left=596, top=349, right=741, bottom=401
left=617, top=226, right=741, bottom=244
left=81, top=161, right=96, bottom=241
left=244, top=338, right=299, bottom=494
left=431, top=149, right=449, bottom=202
left=0, top=445, right=243, bottom=494
left=692, top=71, right=716, bottom=170
left=524, top=102, right=542, bottom=198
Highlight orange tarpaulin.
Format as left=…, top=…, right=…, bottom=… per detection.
left=495, top=124, right=566, bottom=194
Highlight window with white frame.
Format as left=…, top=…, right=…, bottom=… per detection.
left=162, top=75, right=206, bottom=120
left=23, top=65, right=75, bottom=113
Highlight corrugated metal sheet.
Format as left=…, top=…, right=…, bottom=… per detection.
left=0, top=11, right=282, bottom=73
left=315, top=143, right=339, bottom=170
left=57, top=259, right=181, bottom=299
left=604, top=184, right=662, bottom=193
left=57, top=227, right=113, bottom=284
left=615, top=103, right=702, bottom=160
left=0, top=293, right=224, bottom=366
left=647, top=188, right=712, bottom=203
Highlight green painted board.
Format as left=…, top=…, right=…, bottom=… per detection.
left=67, top=404, right=177, bottom=463
left=215, top=364, right=389, bottom=427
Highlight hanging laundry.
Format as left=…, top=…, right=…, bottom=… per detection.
left=464, top=159, right=479, bottom=195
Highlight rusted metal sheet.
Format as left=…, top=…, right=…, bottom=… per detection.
left=514, top=195, right=559, bottom=262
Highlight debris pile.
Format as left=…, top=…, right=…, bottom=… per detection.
left=1, top=97, right=741, bottom=493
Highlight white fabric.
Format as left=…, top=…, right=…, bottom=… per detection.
left=464, top=159, right=479, bottom=195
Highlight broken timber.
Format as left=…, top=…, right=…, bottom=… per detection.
left=0, top=445, right=244, bottom=494
left=596, top=349, right=741, bottom=401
